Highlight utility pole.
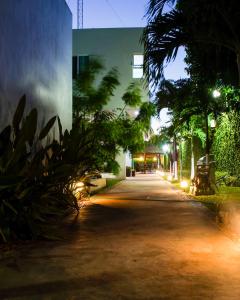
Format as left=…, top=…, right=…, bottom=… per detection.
left=77, top=0, right=83, bottom=29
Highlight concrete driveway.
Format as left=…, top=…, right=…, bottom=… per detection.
left=1, top=174, right=240, bottom=299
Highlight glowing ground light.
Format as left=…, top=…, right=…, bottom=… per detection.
left=156, top=170, right=165, bottom=176
left=180, top=181, right=188, bottom=188
left=167, top=175, right=173, bottom=181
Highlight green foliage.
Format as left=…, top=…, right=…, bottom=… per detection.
left=144, top=0, right=240, bottom=85
left=73, top=59, right=120, bottom=118
left=72, top=59, right=155, bottom=174
left=0, top=97, right=103, bottom=242
left=122, top=82, right=142, bottom=107
left=213, top=111, right=240, bottom=176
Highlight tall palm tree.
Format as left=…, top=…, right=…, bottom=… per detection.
left=154, top=78, right=227, bottom=177
left=143, top=0, right=240, bottom=85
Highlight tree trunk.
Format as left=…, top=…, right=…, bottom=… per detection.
left=172, top=134, right=178, bottom=180
left=205, top=112, right=209, bottom=165
left=237, top=51, right=240, bottom=86
left=190, top=130, right=195, bottom=179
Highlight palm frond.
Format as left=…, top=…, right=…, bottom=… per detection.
left=142, top=9, right=187, bottom=85
left=146, top=0, right=177, bottom=19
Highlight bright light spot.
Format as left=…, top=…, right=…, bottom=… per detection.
left=133, top=54, right=144, bottom=65
left=153, top=157, right=157, bottom=161
left=210, top=119, right=216, bottom=128
left=180, top=180, right=188, bottom=188
left=72, top=181, right=85, bottom=198
left=162, top=144, right=170, bottom=153
left=134, top=110, right=139, bottom=116
left=167, top=175, right=173, bottom=181
left=213, top=90, right=221, bottom=98
left=156, top=170, right=164, bottom=176
left=132, top=68, right=143, bottom=78
left=139, top=156, right=144, bottom=161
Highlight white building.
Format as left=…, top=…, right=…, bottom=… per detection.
left=72, top=27, right=149, bottom=178
left=0, top=0, right=72, bottom=132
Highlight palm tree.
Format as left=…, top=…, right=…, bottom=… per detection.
left=143, top=0, right=240, bottom=85
left=154, top=79, right=227, bottom=178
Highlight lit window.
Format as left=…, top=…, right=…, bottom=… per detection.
left=132, top=68, right=143, bottom=78
left=133, top=55, right=144, bottom=66
left=132, top=54, right=144, bottom=78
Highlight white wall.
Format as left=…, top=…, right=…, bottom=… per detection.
left=73, top=28, right=149, bottom=110
left=0, top=0, right=72, bottom=131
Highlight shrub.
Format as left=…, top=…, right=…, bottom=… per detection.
left=0, top=96, right=88, bottom=242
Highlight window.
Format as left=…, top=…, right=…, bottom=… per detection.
left=132, top=54, right=144, bottom=79
left=72, top=56, right=78, bottom=79
left=72, top=55, right=89, bottom=79
left=79, top=56, right=89, bottom=73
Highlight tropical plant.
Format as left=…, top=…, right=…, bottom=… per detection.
left=73, top=59, right=155, bottom=174
left=0, top=95, right=104, bottom=242
left=143, top=0, right=240, bottom=85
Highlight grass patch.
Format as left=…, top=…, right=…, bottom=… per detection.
left=171, top=179, right=191, bottom=193
left=192, top=186, right=240, bottom=213
left=106, top=178, right=122, bottom=188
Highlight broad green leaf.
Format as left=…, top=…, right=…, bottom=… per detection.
left=13, top=95, right=26, bottom=134
left=0, top=125, right=11, bottom=143
left=3, top=200, right=18, bottom=214
left=39, top=116, right=56, bottom=140
left=23, top=108, right=38, bottom=146
left=0, top=228, right=7, bottom=243
left=57, top=116, right=63, bottom=142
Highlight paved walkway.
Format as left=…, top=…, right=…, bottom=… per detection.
left=1, top=174, right=240, bottom=299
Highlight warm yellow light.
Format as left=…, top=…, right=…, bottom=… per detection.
left=153, top=157, right=157, bottom=161
left=139, top=156, right=144, bottom=161
left=210, top=119, right=216, bottom=128
left=72, top=181, right=85, bottom=197
left=167, top=175, right=173, bottom=181
left=160, top=171, right=165, bottom=177
left=180, top=180, right=188, bottom=188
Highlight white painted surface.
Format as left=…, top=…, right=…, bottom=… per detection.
left=0, top=0, right=72, bottom=131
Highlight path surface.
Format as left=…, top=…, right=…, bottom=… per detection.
left=1, top=174, right=240, bottom=299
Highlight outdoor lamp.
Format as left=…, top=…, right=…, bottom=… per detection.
left=162, top=144, right=170, bottom=153
left=213, top=89, right=221, bottom=98
left=180, top=180, right=188, bottom=188
left=210, top=119, right=216, bottom=128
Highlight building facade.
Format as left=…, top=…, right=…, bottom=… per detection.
left=0, top=0, right=72, bottom=131
left=72, top=27, right=149, bottom=178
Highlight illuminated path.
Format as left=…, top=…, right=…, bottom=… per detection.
left=1, top=174, right=240, bottom=299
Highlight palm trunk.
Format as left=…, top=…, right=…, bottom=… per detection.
left=205, top=112, right=209, bottom=165
left=173, top=134, right=178, bottom=180
left=237, top=51, right=240, bottom=86
left=190, top=129, right=195, bottom=179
